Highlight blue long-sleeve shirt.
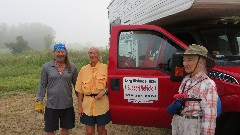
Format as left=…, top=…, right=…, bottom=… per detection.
left=37, top=60, right=78, bottom=109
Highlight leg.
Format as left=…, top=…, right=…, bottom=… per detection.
left=171, top=115, right=182, bottom=135
left=85, top=125, right=95, bottom=135
left=97, top=125, right=107, bottom=135
left=80, top=113, right=96, bottom=135
left=183, top=118, right=201, bottom=135
left=61, top=128, right=69, bottom=135
left=44, top=108, right=59, bottom=135
left=59, top=107, right=75, bottom=135
left=95, top=111, right=110, bottom=135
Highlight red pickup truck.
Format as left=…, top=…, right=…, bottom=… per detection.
left=107, top=0, right=240, bottom=134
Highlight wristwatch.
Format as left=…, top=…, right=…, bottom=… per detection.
left=103, top=89, right=108, bottom=95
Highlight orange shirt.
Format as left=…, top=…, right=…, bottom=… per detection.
left=76, top=62, right=108, bottom=116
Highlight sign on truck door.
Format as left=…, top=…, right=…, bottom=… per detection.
left=108, top=25, right=188, bottom=128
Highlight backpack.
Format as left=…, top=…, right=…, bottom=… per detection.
left=217, top=96, right=222, bottom=117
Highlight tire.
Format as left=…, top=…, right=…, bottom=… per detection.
left=215, top=112, right=240, bottom=135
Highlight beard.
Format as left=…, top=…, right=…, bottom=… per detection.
left=56, top=56, right=65, bottom=62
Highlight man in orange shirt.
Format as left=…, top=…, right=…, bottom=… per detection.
left=76, top=47, right=110, bottom=135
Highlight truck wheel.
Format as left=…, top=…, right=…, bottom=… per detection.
left=215, top=112, right=240, bottom=135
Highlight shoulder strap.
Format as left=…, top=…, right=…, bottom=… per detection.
left=181, top=78, right=208, bottom=93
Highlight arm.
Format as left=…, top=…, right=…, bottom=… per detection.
left=75, top=69, right=83, bottom=93
left=78, top=93, right=84, bottom=116
left=95, top=88, right=107, bottom=100
left=35, top=66, right=48, bottom=113
left=72, top=64, right=78, bottom=97
left=201, top=84, right=218, bottom=135
left=95, top=64, right=108, bottom=100
left=76, top=70, right=84, bottom=116
left=36, top=66, right=48, bottom=102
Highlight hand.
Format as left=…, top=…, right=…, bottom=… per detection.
left=78, top=106, right=83, bottom=117
left=35, top=101, right=44, bottom=114
left=95, top=90, right=105, bottom=100
left=212, top=51, right=220, bottom=57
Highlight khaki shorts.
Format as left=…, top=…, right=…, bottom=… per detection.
left=171, top=115, right=201, bottom=135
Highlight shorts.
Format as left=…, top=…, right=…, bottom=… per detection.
left=80, top=111, right=111, bottom=126
left=171, top=115, right=201, bottom=135
left=44, top=107, right=75, bottom=132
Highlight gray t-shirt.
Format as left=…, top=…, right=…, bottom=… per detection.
left=37, top=60, right=78, bottom=109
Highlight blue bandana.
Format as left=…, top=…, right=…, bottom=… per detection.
left=54, top=43, right=67, bottom=51
left=54, top=43, right=68, bottom=56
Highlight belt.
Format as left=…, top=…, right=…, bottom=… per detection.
left=85, top=94, right=98, bottom=98
left=178, top=114, right=202, bottom=119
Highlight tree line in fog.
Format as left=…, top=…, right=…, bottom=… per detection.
left=0, top=23, right=55, bottom=51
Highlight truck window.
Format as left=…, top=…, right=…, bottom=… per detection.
left=118, top=30, right=180, bottom=73
left=200, top=29, right=232, bottom=56
left=172, top=32, right=197, bottom=46
left=198, top=27, right=240, bottom=66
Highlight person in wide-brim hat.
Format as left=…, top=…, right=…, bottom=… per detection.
left=169, top=44, right=218, bottom=135
left=181, top=44, right=216, bottom=68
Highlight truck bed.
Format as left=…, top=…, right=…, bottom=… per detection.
left=108, top=0, right=240, bottom=27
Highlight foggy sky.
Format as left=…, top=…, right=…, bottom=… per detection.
left=0, top=0, right=112, bottom=47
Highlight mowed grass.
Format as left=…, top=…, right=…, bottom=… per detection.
left=0, top=50, right=109, bottom=96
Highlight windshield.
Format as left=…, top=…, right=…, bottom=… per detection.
left=198, top=26, right=240, bottom=66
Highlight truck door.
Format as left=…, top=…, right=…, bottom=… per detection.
left=108, top=25, right=188, bottom=128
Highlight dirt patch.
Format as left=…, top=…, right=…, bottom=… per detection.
left=0, top=93, right=171, bottom=135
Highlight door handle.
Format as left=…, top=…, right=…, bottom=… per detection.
left=110, top=78, right=120, bottom=91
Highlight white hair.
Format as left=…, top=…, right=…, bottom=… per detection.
left=89, top=47, right=102, bottom=63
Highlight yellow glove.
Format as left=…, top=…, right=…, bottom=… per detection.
left=35, top=101, right=44, bottom=114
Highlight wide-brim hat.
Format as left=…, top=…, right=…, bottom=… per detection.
left=182, top=44, right=216, bottom=68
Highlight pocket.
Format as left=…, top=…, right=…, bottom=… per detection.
left=82, top=80, right=91, bottom=92
left=96, top=76, right=107, bottom=89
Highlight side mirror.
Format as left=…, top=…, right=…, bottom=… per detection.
left=170, top=52, right=187, bottom=82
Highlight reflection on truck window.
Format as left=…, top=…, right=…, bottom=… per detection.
left=200, top=28, right=240, bottom=59
left=118, top=30, right=180, bottom=72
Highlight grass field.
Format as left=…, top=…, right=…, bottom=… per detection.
left=0, top=49, right=109, bottom=96
left=0, top=50, right=171, bottom=135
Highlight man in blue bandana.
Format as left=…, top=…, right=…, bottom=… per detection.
left=35, top=43, right=78, bottom=135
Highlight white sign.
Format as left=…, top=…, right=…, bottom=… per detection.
left=123, top=77, right=158, bottom=103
